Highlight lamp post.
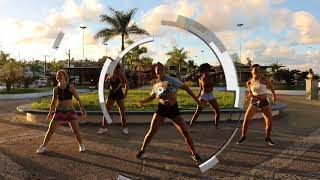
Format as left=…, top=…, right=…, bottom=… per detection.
left=237, top=23, right=243, bottom=83
left=104, top=42, right=108, bottom=57
left=43, top=55, right=49, bottom=78
left=201, top=50, right=204, bottom=61
left=80, top=25, right=87, bottom=66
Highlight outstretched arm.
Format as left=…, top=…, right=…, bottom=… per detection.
left=181, top=84, right=201, bottom=106
left=70, top=85, right=87, bottom=119
left=47, top=88, right=58, bottom=121
left=138, top=94, right=156, bottom=107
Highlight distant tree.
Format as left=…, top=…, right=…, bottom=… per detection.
left=125, top=39, right=148, bottom=71
left=95, top=8, right=149, bottom=70
left=165, top=47, right=189, bottom=80
left=0, top=60, right=23, bottom=91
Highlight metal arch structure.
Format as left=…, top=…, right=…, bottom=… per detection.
left=98, top=37, right=154, bottom=124
left=162, top=15, right=246, bottom=172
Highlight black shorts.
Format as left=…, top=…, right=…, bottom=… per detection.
left=251, top=97, right=270, bottom=109
left=108, top=89, right=124, bottom=100
left=156, top=103, right=181, bottom=119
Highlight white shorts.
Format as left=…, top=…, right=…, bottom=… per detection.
left=199, top=92, right=216, bottom=102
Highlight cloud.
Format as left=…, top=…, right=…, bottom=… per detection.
left=141, top=0, right=197, bottom=36
left=271, top=0, right=287, bottom=4
left=270, top=8, right=292, bottom=33
left=0, top=0, right=104, bottom=60
left=292, top=11, right=320, bottom=44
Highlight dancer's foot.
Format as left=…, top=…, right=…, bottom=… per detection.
left=136, top=150, right=145, bottom=159
left=79, top=144, right=86, bottom=152
left=191, top=153, right=201, bottom=162
left=237, top=136, right=246, bottom=144
left=265, top=137, right=275, bottom=146
left=97, top=128, right=108, bottom=134
left=122, top=127, right=129, bottom=135
left=36, top=145, right=48, bottom=154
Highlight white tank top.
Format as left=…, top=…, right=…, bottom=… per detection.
left=250, top=78, right=267, bottom=96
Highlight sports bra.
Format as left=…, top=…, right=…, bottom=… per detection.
left=110, top=77, right=122, bottom=92
left=57, top=84, right=73, bottom=100
left=250, top=78, right=267, bottom=96
left=202, top=76, right=214, bottom=89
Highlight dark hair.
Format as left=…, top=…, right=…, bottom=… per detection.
left=250, top=64, right=260, bottom=71
left=199, top=63, right=211, bottom=73
left=57, top=70, right=69, bottom=83
left=154, top=62, right=164, bottom=69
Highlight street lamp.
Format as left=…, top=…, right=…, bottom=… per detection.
left=237, top=23, right=244, bottom=83
left=80, top=25, right=87, bottom=66
left=104, top=42, right=108, bottom=57
left=201, top=50, right=204, bottom=61
left=43, top=55, right=49, bottom=78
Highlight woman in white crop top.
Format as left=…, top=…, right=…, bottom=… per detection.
left=237, top=64, right=277, bottom=146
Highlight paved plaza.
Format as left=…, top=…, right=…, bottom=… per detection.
left=0, top=96, right=320, bottom=179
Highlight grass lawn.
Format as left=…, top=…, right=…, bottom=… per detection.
left=0, top=87, right=53, bottom=94
left=32, top=89, right=235, bottom=111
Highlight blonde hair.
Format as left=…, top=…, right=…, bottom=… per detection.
left=57, top=70, right=69, bottom=83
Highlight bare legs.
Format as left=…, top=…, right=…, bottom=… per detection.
left=138, top=114, right=200, bottom=161
left=238, top=104, right=274, bottom=144
left=190, top=99, right=220, bottom=128
left=100, top=99, right=127, bottom=129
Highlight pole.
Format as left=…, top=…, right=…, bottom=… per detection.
left=237, top=23, right=243, bottom=84
left=80, top=25, right=87, bottom=67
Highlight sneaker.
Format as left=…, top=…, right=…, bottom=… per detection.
left=265, top=138, right=275, bottom=146
left=36, top=145, right=48, bottom=154
left=97, top=128, right=108, bottom=134
left=122, top=128, right=129, bottom=135
left=237, top=136, right=246, bottom=144
left=136, top=150, right=145, bottom=159
left=79, top=144, right=86, bottom=152
left=191, top=153, right=201, bottom=162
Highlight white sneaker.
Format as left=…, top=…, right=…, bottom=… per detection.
left=97, top=128, right=108, bottom=134
left=79, top=144, right=86, bottom=152
left=36, top=145, right=48, bottom=154
left=122, top=128, right=129, bottom=135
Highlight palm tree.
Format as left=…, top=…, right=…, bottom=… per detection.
left=125, top=39, right=148, bottom=71
left=0, top=60, right=23, bottom=91
left=95, top=8, right=149, bottom=71
left=0, top=51, right=11, bottom=67
left=166, top=47, right=189, bottom=80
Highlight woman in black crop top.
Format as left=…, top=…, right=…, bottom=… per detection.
left=36, top=70, right=87, bottom=154
left=190, top=63, right=220, bottom=130
left=97, top=64, right=129, bottom=135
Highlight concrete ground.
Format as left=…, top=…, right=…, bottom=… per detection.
left=0, top=95, right=319, bottom=179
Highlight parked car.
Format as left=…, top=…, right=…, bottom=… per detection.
left=35, top=78, right=47, bottom=88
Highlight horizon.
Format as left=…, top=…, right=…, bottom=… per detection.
left=0, top=0, right=319, bottom=73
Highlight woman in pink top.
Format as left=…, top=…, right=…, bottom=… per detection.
left=237, top=64, right=277, bottom=145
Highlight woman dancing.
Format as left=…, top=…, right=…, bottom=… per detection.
left=36, top=70, right=87, bottom=153
left=189, top=63, right=220, bottom=129
left=237, top=64, right=277, bottom=145
left=97, top=64, right=129, bottom=134
left=136, top=63, right=202, bottom=162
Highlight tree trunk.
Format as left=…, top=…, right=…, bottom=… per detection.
left=121, top=33, right=125, bottom=74
left=6, top=83, right=11, bottom=91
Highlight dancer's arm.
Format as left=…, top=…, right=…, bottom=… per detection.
left=181, top=84, right=201, bottom=106
left=246, top=80, right=253, bottom=98
left=70, top=85, right=87, bottom=119
left=138, top=94, right=156, bottom=107
left=47, top=88, right=58, bottom=121
left=196, top=78, right=203, bottom=98
left=119, top=72, right=129, bottom=98
left=266, top=79, right=276, bottom=102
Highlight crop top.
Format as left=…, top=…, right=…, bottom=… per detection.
left=57, top=84, right=73, bottom=100
left=250, top=78, right=267, bottom=96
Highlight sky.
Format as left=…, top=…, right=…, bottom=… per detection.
left=0, top=0, right=320, bottom=73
